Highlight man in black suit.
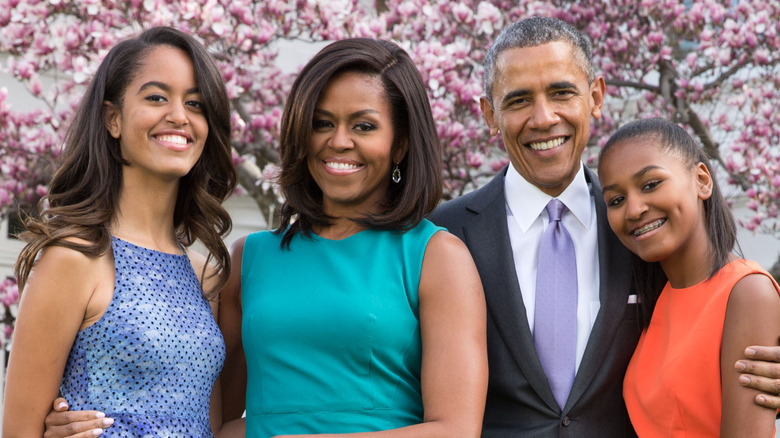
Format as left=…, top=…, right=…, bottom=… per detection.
left=430, top=16, right=780, bottom=437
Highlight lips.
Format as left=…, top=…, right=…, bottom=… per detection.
left=156, top=134, right=189, bottom=145
left=325, top=161, right=361, bottom=171
left=632, top=219, right=666, bottom=236
left=527, top=136, right=567, bottom=151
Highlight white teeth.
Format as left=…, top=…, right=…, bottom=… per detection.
left=633, top=219, right=666, bottom=236
left=157, top=135, right=188, bottom=145
left=529, top=137, right=565, bottom=151
left=325, top=161, right=360, bottom=170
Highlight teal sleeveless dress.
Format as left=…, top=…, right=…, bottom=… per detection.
left=241, top=219, right=444, bottom=437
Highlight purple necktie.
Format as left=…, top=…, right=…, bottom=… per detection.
left=534, top=198, right=578, bottom=409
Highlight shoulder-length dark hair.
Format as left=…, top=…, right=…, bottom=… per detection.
left=15, top=26, right=237, bottom=296
left=599, top=117, right=738, bottom=327
left=275, top=38, right=443, bottom=248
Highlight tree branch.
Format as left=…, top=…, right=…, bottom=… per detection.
left=604, top=79, right=658, bottom=93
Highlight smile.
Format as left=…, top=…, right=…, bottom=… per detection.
left=325, top=161, right=362, bottom=170
left=528, top=137, right=566, bottom=151
left=156, top=134, right=189, bottom=145
left=632, top=219, right=666, bottom=236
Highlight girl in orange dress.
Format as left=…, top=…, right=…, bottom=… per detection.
left=598, top=117, right=780, bottom=437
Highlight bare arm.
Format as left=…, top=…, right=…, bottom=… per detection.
left=274, top=231, right=488, bottom=438
left=720, top=273, right=780, bottom=437
left=219, top=237, right=248, bottom=422
left=3, top=246, right=106, bottom=436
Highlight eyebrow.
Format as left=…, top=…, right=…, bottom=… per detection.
left=137, top=81, right=199, bottom=95
left=602, top=165, right=663, bottom=192
left=313, top=108, right=380, bottom=118
left=499, top=81, right=580, bottom=106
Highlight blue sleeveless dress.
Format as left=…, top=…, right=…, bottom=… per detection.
left=241, top=219, right=444, bottom=437
left=60, top=237, right=225, bottom=437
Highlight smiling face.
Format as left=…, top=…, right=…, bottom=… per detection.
left=307, top=71, right=400, bottom=217
left=598, top=136, right=713, bottom=266
left=105, top=45, right=207, bottom=182
left=481, top=41, right=605, bottom=196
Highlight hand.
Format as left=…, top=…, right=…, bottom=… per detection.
left=43, top=397, right=114, bottom=438
left=735, top=344, right=780, bottom=409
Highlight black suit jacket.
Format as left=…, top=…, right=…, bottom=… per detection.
left=429, top=166, right=641, bottom=437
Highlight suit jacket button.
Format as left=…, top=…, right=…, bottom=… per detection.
left=562, top=416, right=571, bottom=427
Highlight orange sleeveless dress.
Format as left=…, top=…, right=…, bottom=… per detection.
left=623, top=259, right=779, bottom=437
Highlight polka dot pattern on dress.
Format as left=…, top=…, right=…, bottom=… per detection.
left=60, top=237, right=225, bottom=437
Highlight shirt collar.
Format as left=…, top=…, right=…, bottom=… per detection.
left=504, top=163, right=593, bottom=232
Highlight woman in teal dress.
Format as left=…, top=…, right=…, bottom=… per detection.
left=218, top=38, right=488, bottom=437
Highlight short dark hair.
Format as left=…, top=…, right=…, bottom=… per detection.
left=599, top=117, right=738, bottom=327
left=483, top=16, right=595, bottom=103
left=16, top=27, right=236, bottom=295
left=275, top=38, right=442, bottom=247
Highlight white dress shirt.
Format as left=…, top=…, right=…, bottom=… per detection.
left=504, top=164, right=601, bottom=371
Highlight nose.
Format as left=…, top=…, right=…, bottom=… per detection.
left=166, top=101, right=189, bottom=126
left=328, top=125, right=353, bottom=151
left=527, top=98, right=560, bottom=130
left=625, top=193, right=648, bottom=221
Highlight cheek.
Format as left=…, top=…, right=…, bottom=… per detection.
left=498, top=111, right=524, bottom=133
left=605, top=208, right=622, bottom=233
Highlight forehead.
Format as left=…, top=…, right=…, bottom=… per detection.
left=318, top=72, right=388, bottom=107
left=133, top=46, right=196, bottom=83
left=600, top=136, right=687, bottom=175
left=491, top=41, right=589, bottom=96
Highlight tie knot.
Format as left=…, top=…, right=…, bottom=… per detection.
left=546, top=198, right=567, bottom=222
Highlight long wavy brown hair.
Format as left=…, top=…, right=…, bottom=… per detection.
left=15, top=27, right=237, bottom=297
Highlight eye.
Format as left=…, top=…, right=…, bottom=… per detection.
left=505, top=97, right=529, bottom=108
left=607, top=195, right=625, bottom=207
left=641, top=180, right=661, bottom=191
left=552, top=90, right=576, bottom=99
left=312, top=119, right=333, bottom=130
left=186, top=99, right=204, bottom=110
left=353, top=122, right=376, bottom=132
left=145, top=94, right=167, bottom=103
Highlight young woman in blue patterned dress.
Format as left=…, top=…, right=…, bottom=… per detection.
left=3, top=27, right=236, bottom=436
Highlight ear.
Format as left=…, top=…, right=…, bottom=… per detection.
left=392, top=137, right=408, bottom=165
left=590, top=76, right=606, bottom=120
left=480, top=96, right=500, bottom=136
left=695, top=162, right=713, bottom=201
left=103, top=101, right=121, bottom=139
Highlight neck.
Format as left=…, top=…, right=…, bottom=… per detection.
left=111, top=173, right=181, bottom=253
left=313, top=217, right=366, bottom=240
left=660, top=222, right=716, bottom=289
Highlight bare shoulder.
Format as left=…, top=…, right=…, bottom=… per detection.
left=424, top=229, right=472, bottom=261
left=420, top=230, right=482, bottom=298
left=730, top=273, right=780, bottom=311
left=23, top=240, right=112, bottom=315
left=33, top=241, right=106, bottom=281
left=230, top=235, right=247, bottom=256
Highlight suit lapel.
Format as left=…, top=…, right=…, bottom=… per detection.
left=565, top=167, right=634, bottom=410
left=460, top=170, right=561, bottom=412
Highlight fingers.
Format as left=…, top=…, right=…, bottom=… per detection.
left=735, top=359, right=780, bottom=380
left=43, top=411, right=113, bottom=438
left=743, top=344, right=780, bottom=364
left=736, top=372, right=780, bottom=410
left=754, top=392, right=780, bottom=410
left=52, top=397, right=69, bottom=412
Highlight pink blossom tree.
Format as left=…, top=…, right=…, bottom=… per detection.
left=1, top=0, right=778, bottom=235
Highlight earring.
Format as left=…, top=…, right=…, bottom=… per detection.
left=392, top=164, right=401, bottom=184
